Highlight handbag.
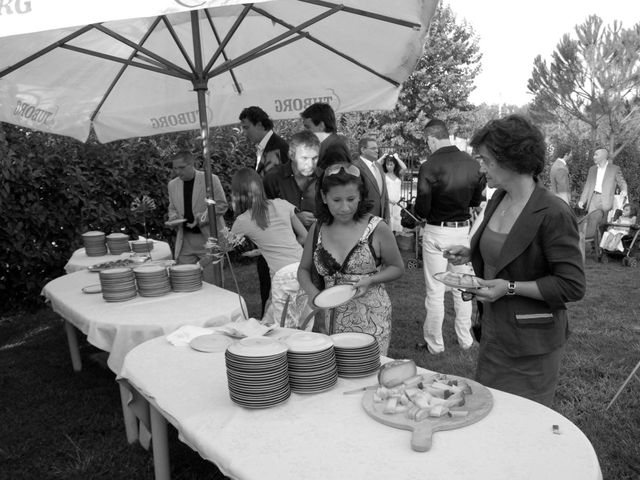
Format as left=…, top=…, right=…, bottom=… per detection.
left=400, top=198, right=419, bottom=229
left=310, top=220, right=325, bottom=290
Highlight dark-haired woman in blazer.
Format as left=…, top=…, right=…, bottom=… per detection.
left=445, top=115, right=586, bottom=407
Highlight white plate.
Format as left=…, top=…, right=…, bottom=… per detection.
left=190, top=334, right=234, bottom=353
left=227, top=337, right=288, bottom=357
left=331, top=332, right=376, bottom=349
left=170, top=264, right=201, bottom=272
left=433, top=272, right=481, bottom=289
left=165, top=218, right=187, bottom=226
left=81, top=284, right=102, bottom=294
left=284, top=332, right=334, bottom=353
left=313, top=284, right=357, bottom=309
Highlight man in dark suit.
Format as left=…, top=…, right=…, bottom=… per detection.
left=352, top=136, right=389, bottom=223
left=549, top=143, right=572, bottom=204
left=578, top=147, right=628, bottom=218
left=238, top=106, right=290, bottom=315
left=300, top=102, right=350, bottom=169
left=239, top=106, right=289, bottom=176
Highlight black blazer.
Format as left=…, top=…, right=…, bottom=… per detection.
left=470, top=183, right=586, bottom=356
left=257, top=132, right=289, bottom=176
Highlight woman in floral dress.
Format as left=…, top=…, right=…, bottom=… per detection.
left=298, top=163, right=405, bottom=355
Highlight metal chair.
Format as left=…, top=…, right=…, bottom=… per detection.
left=606, top=358, right=640, bottom=410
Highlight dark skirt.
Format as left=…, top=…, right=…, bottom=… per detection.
left=475, top=338, right=565, bottom=407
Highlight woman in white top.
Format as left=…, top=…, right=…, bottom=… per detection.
left=230, top=168, right=311, bottom=327
left=381, top=153, right=405, bottom=233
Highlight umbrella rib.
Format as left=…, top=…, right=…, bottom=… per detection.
left=0, top=25, right=94, bottom=78
left=209, top=35, right=303, bottom=79
left=251, top=6, right=400, bottom=87
left=90, top=18, right=163, bottom=122
left=204, top=9, right=242, bottom=94
left=160, top=16, right=197, bottom=74
left=207, top=5, right=340, bottom=79
left=59, top=44, right=190, bottom=80
left=93, top=24, right=191, bottom=78
left=297, top=0, right=421, bottom=29
left=203, top=5, right=252, bottom=75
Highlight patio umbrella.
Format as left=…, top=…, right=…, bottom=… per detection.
left=0, top=0, right=438, bottom=283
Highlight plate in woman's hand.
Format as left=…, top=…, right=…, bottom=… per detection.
left=313, top=284, right=357, bottom=309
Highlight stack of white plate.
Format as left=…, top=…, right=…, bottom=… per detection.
left=169, top=264, right=202, bottom=292
left=225, top=337, right=290, bottom=409
left=131, top=239, right=154, bottom=254
left=133, top=265, right=171, bottom=297
left=106, top=233, right=131, bottom=255
left=82, top=231, right=107, bottom=257
left=98, top=267, right=136, bottom=302
left=331, top=332, right=381, bottom=378
left=285, top=332, right=338, bottom=394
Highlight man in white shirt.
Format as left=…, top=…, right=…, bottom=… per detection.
left=578, top=148, right=628, bottom=217
left=300, top=102, right=350, bottom=169
left=351, top=136, right=389, bottom=222
left=239, top=106, right=289, bottom=177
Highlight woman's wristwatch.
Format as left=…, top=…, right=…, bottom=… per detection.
left=506, top=280, right=516, bottom=296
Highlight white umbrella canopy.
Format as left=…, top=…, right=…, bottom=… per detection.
left=0, top=0, right=438, bottom=142
left=0, top=0, right=438, bottom=285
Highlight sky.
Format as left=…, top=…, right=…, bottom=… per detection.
left=445, top=0, right=640, bottom=106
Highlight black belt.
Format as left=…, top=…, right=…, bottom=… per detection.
left=427, top=220, right=470, bottom=228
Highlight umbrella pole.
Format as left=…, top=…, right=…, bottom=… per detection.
left=192, top=11, right=222, bottom=287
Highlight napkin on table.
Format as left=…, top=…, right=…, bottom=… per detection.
left=166, top=326, right=216, bottom=346
left=212, top=318, right=276, bottom=338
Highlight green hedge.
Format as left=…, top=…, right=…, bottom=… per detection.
left=0, top=123, right=254, bottom=308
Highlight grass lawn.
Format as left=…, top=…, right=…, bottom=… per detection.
left=1, top=251, right=639, bottom=479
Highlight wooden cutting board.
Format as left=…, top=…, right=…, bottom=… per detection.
left=361, top=374, right=493, bottom=452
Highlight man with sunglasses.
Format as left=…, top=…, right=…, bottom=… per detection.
left=352, top=136, right=390, bottom=223
left=415, top=119, right=486, bottom=354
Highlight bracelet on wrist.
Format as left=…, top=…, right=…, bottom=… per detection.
left=506, top=280, right=516, bottom=296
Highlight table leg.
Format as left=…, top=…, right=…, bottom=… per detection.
left=119, top=383, right=140, bottom=444
left=150, top=404, right=171, bottom=480
left=64, top=320, right=82, bottom=372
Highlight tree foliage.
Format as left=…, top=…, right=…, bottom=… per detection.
left=528, top=15, right=640, bottom=157
left=338, top=3, right=482, bottom=151
left=0, top=122, right=257, bottom=307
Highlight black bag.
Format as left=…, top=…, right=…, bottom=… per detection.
left=472, top=304, right=482, bottom=342
left=310, top=221, right=325, bottom=290
left=400, top=198, right=418, bottom=229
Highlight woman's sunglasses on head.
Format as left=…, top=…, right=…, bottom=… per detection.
left=324, top=163, right=361, bottom=177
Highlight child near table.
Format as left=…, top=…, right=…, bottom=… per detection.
left=599, top=203, right=637, bottom=251
left=230, top=168, right=312, bottom=328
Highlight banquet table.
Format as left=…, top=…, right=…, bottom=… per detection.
left=118, top=333, right=603, bottom=480
left=42, top=269, right=247, bottom=443
left=64, top=239, right=173, bottom=273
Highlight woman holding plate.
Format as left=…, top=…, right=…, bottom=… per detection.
left=298, top=163, right=405, bottom=355
left=444, top=115, right=585, bottom=406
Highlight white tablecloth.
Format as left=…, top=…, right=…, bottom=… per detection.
left=42, top=270, right=246, bottom=372
left=119, top=335, right=603, bottom=480
left=64, top=240, right=173, bottom=274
